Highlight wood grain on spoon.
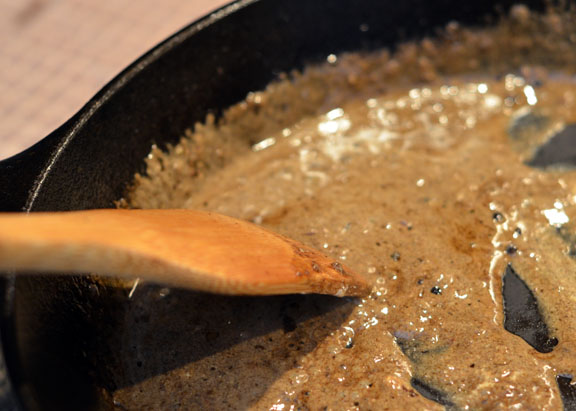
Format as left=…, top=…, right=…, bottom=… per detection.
left=0, top=209, right=371, bottom=296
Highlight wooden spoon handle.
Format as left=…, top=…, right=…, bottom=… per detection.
left=0, top=210, right=162, bottom=279
left=0, top=209, right=371, bottom=296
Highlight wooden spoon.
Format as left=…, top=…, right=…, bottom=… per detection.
left=0, top=209, right=371, bottom=297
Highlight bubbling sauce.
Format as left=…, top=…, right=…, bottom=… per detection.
left=114, top=7, right=576, bottom=410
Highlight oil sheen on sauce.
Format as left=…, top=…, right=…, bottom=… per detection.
left=113, top=72, right=576, bottom=409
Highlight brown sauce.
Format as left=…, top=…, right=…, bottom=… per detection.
left=113, top=6, right=576, bottom=410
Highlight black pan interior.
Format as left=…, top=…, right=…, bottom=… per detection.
left=0, top=0, right=556, bottom=409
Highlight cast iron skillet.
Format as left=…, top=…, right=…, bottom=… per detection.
left=0, top=0, right=571, bottom=409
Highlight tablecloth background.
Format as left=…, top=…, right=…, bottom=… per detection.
left=0, top=0, right=228, bottom=160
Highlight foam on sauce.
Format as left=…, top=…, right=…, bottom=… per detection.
left=114, top=7, right=576, bottom=410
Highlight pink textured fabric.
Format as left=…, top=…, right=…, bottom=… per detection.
left=0, top=0, right=229, bottom=160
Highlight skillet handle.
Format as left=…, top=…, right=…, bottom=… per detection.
left=0, top=121, right=71, bottom=212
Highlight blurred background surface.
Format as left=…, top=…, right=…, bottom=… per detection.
left=0, top=0, right=228, bottom=160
